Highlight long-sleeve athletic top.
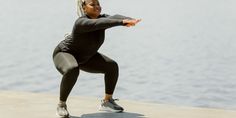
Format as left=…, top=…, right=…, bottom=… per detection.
left=57, top=14, right=132, bottom=64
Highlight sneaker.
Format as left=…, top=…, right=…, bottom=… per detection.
left=99, top=98, right=124, bottom=113
left=56, top=103, right=70, bottom=118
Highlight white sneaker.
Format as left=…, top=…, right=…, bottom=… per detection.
left=56, top=103, right=70, bottom=118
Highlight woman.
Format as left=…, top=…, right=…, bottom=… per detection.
left=53, top=0, right=141, bottom=117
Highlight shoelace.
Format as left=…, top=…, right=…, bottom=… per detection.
left=111, top=98, right=119, bottom=101
left=109, top=98, right=120, bottom=106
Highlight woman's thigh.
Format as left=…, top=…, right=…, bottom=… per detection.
left=53, top=52, right=79, bottom=74
left=80, top=53, right=118, bottom=73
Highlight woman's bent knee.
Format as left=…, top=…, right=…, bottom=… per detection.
left=53, top=52, right=79, bottom=75
left=106, top=61, right=119, bottom=73
left=62, top=66, right=79, bottom=75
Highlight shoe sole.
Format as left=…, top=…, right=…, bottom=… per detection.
left=56, top=112, right=70, bottom=118
left=99, top=106, right=123, bottom=113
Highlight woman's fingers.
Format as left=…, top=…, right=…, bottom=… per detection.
left=135, top=19, right=142, bottom=23
left=123, top=19, right=141, bottom=27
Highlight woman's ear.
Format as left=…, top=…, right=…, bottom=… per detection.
left=82, top=5, right=86, bottom=13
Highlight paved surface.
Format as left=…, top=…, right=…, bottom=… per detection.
left=0, top=90, right=236, bottom=118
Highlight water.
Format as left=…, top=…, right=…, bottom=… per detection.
left=1, top=0, right=236, bottom=110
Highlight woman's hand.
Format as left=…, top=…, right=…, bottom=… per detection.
left=123, top=19, right=141, bottom=27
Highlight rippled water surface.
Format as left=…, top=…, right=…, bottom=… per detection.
left=1, top=0, right=236, bottom=110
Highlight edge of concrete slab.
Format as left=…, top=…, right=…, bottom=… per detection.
left=0, top=90, right=236, bottom=118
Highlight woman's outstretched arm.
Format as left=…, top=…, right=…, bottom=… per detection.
left=74, top=17, right=124, bottom=33
left=106, top=14, right=134, bottom=20
left=74, top=16, right=141, bottom=33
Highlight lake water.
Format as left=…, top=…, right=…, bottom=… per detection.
left=1, top=0, right=236, bottom=110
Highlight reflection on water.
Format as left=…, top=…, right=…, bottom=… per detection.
left=0, top=0, right=236, bottom=110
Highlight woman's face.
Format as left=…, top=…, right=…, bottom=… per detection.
left=83, top=0, right=101, bottom=19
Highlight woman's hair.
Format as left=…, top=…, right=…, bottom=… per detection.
left=76, top=0, right=85, bottom=17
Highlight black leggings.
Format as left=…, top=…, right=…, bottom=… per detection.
left=53, top=47, right=119, bottom=101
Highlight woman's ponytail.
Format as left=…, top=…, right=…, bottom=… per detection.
left=76, top=0, right=85, bottom=17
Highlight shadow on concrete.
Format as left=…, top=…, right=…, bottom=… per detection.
left=70, top=112, right=147, bottom=118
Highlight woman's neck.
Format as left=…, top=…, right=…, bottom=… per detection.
left=86, top=14, right=99, bottom=19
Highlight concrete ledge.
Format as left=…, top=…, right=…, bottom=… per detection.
left=0, top=90, right=236, bottom=118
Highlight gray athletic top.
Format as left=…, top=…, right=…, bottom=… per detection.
left=57, top=14, right=132, bottom=64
